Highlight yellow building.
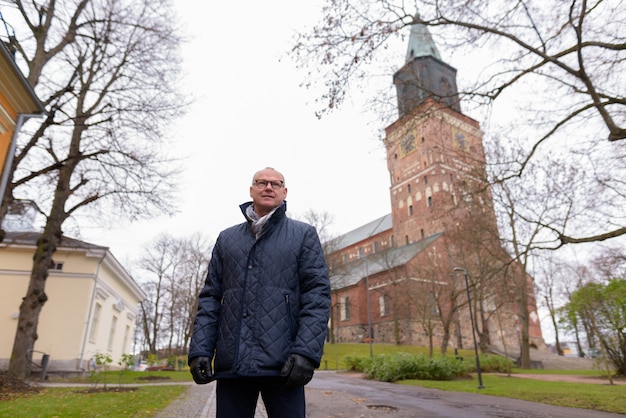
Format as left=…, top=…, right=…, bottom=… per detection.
left=0, top=40, right=45, bottom=207
left=0, top=230, right=146, bottom=374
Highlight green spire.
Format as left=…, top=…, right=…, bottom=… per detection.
left=405, top=14, right=441, bottom=63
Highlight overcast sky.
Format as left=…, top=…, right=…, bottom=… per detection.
left=71, top=1, right=580, bottom=344
left=79, top=1, right=397, bottom=263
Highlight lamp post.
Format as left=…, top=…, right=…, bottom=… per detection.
left=453, top=267, right=485, bottom=389
left=360, top=255, right=373, bottom=358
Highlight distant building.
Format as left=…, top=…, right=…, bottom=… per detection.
left=326, top=20, right=544, bottom=354
left=0, top=203, right=145, bottom=374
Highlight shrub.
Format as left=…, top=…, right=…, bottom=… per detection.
left=346, top=352, right=473, bottom=382
left=476, top=355, right=515, bottom=373
left=344, top=355, right=372, bottom=372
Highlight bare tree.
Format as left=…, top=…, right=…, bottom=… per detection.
left=175, top=233, right=212, bottom=354
left=534, top=254, right=573, bottom=356
left=483, top=140, right=568, bottom=367
left=136, top=232, right=212, bottom=356
left=290, top=0, right=626, bottom=246
left=138, top=234, right=182, bottom=355
left=4, top=0, right=184, bottom=378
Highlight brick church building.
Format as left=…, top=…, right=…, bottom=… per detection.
left=326, top=21, right=544, bottom=356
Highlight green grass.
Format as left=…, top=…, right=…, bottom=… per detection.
left=400, top=374, right=626, bottom=414
left=0, top=385, right=188, bottom=417
left=321, top=343, right=626, bottom=415
left=2, top=345, right=623, bottom=416
left=48, top=369, right=195, bottom=385
left=320, top=342, right=474, bottom=370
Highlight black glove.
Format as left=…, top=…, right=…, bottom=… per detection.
left=280, top=353, right=316, bottom=388
left=189, top=356, right=213, bottom=384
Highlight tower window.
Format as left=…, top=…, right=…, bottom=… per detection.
left=409, top=205, right=414, bottom=216
left=405, top=235, right=409, bottom=245
left=420, top=229, right=425, bottom=238
left=428, top=196, right=433, bottom=207
left=424, top=176, right=428, bottom=185
left=407, top=184, right=411, bottom=193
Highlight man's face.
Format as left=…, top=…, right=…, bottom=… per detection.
left=250, top=169, right=288, bottom=216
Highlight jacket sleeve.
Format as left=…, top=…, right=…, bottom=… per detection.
left=188, top=238, right=223, bottom=364
left=292, top=225, right=331, bottom=367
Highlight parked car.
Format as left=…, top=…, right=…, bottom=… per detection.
left=585, top=348, right=601, bottom=358
left=134, top=361, right=148, bottom=371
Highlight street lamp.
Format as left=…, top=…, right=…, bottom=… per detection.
left=360, top=255, right=373, bottom=358
left=453, top=267, right=485, bottom=389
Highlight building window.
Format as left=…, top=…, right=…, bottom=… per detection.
left=50, top=260, right=63, bottom=270
left=405, top=235, right=409, bottom=245
left=429, top=291, right=439, bottom=316
left=379, top=295, right=390, bottom=316
left=340, top=296, right=350, bottom=321
left=89, top=303, right=102, bottom=342
left=343, top=253, right=348, bottom=264
left=427, top=196, right=433, bottom=207
left=407, top=184, right=411, bottom=193
left=409, top=205, right=413, bottom=216
left=420, top=229, right=425, bottom=239
left=107, top=315, right=118, bottom=351
left=374, top=241, right=379, bottom=252
left=390, top=235, right=395, bottom=248
left=424, top=176, right=428, bottom=185
left=358, top=247, right=364, bottom=257
left=122, top=325, right=130, bottom=353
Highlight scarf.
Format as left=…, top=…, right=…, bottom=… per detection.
left=246, top=205, right=279, bottom=239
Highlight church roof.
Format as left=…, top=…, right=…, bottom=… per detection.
left=330, top=232, right=443, bottom=290
left=405, top=15, right=441, bottom=63
left=331, top=213, right=392, bottom=251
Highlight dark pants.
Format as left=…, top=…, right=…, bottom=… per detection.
left=216, top=377, right=305, bottom=418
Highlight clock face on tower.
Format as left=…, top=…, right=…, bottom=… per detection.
left=400, top=131, right=417, bottom=157
left=452, top=129, right=467, bottom=151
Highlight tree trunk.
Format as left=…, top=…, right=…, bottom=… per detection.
left=519, top=289, right=531, bottom=369
left=8, top=139, right=78, bottom=378
left=8, top=226, right=61, bottom=379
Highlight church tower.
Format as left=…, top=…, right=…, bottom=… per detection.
left=394, top=20, right=461, bottom=116
left=384, top=18, right=495, bottom=246
left=327, top=19, right=544, bottom=353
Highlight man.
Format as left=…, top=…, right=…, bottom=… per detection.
left=188, top=167, right=331, bottom=418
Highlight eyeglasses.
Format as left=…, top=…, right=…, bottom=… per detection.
left=253, top=179, right=284, bottom=190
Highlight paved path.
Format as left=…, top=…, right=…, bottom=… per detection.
left=154, top=371, right=626, bottom=418
left=155, top=382, right=268, bottom=418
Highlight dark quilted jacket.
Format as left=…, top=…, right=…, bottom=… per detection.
left=188, top=201, right=331, bottom=379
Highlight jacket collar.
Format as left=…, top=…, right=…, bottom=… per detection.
left=239, top=200, right=287, bottom=222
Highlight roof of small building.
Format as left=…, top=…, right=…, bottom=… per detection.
left=1, top=230, right=146, bottom=301
left=2, top=231, right=108, bottom=251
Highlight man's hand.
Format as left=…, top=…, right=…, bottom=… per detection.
left=280, top=353, right=315, bottom=388
left=189, top=356, right=213, bottom=384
